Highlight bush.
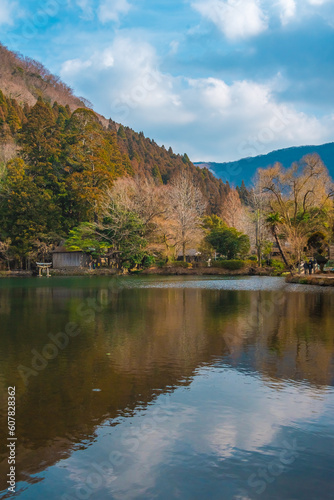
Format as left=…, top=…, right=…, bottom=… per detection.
left=170, top=261, right=190, bottom=268
left=248, top=255, right=257, bottom=262
left=141, top=255, right=155, bottom=268
left=214, top=260, right=246, bottom=270
left=269, top=259, right=285, bottom=271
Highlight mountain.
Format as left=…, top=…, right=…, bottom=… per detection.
left=0, top=42, right=229, bottom=214
left=194, top=142, right=334, bottom=186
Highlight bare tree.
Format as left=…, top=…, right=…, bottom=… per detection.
left=257, top=154, right=334, bottom=267
left=104, top=176, right=166, bottom=241
left=220, top=189, right=247, bottom=232
left=109, top=176, right=166, bottom=225
left=166, top=172, right=207, bottom=261
left=248, top=176, right=278, bottom=266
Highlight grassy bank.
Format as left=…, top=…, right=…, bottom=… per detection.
left=286, top=275, right=334, bottom=286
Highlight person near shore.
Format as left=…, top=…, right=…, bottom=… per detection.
left=309, top=259, right=314, bottom=274
left=303, top=261, right=309, bottom=274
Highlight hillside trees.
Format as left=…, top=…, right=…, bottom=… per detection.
left=113, top=121, right=229, bottom=213
left=19, top=98, right=63, bottom=190
left=0, top=159, right=62, bottom=265
left=0, top=85, right=230, bottom=267
left=64, top=108, right=128, bottom=223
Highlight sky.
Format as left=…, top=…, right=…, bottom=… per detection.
left=1, top=0, right=334, bottom=162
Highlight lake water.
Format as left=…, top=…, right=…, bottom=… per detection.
left=0, top=276, right=334, bottom=500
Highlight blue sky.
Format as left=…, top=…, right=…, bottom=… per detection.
left=1, top=0, right=334, bottom=162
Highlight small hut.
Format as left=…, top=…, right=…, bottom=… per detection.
left=177, top=249, right=201, bottom=263
left=52, top=247, right=91, bottom=269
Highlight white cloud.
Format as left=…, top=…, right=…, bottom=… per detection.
left=61, top=37, right=195, bottom=127
left=192, top=0, right=334, bottom=33
left=308, top=0, right=330, bottom=4
left=61, top=58, right=92, bottom=74
left=98, top=0, right=131, bottom=23
left=60, top=37, right=334, bottom=162
left=183, top=76, right=331, bottom=160
left=279, top=0, right=296, bottom=25
left=192, top=0, right=268, bottom=40
left=0, top=0, right=15, bottom=25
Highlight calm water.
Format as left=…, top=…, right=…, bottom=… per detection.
left=0, top=276, right=334, bottom=500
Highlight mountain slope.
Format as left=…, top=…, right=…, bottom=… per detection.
left=195, top=142, right=334, bottom=186
left=0, top=42, right=229, bottom=215
left=0, top=42, right=87, bottom=110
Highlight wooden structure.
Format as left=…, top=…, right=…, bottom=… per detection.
left=177, top=249, right=201, bottom=262
left=52, top=248, right=91, bottom=269
left=36, top=263, right=52, bottom=277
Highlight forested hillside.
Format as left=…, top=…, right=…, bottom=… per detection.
left=0, top=43, right=230, bottom=268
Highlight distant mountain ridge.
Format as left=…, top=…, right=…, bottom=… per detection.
left=194, top=142, right=334, bottom=186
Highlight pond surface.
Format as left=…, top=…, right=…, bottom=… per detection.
left=0, top=276, right=334, bottom=500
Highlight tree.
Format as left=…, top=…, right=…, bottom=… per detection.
left=248, top=181, right=272, bottom=267
left=257, top=154, right=334, bottom=267
left=202, top=214, right=227, bottom=231
left=307, top=231, right=329, bottom=269
left=0, top=159, right=62, bottom=266
left=166, top=172, right=207, bottom=261
left=220, top=189, right=247, bottom=232
left=151, top=165, right=163, bottom=184
left=108, top=176, right=166, bottom=230
left=236, top=180, right=250, bottom=205
left=65, top=108, right=127, bottom=223
left=66, top=223, right=108, bottom=259
left=307, top=231, right=328, bottom=256
left=0, top=238, right=12, bottom=270
left=96, top=202, right=148, bottom=270
left=206, top=226, right=250, bottom=260
left=266, top=213, right=290, bottom=267
left=19, top=98, right=62, bottom=190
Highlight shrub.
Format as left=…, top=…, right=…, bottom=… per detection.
left=248, top=255, right=257, bottom=262
left=141, top=255, right=155, bottom=268
left=269, top=259, right=285, bottom=271
left=214, top=260, right=246, bottom=270
left=170, top=261, right=190, bottom=268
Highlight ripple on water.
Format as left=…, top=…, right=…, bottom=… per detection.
left=128, top=276, right=334, bottom=293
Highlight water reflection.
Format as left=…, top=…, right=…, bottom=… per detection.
left=0, top=277, right=333, bottom=499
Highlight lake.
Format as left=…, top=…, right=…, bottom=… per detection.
left=0, top=276, right=334, bottom=500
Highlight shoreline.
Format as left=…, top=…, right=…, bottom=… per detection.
left=0, top=267, right=274, bottom=278
left=1, top=269, right=334, bottom=285
left=285, top=275, right=334, bottom=287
